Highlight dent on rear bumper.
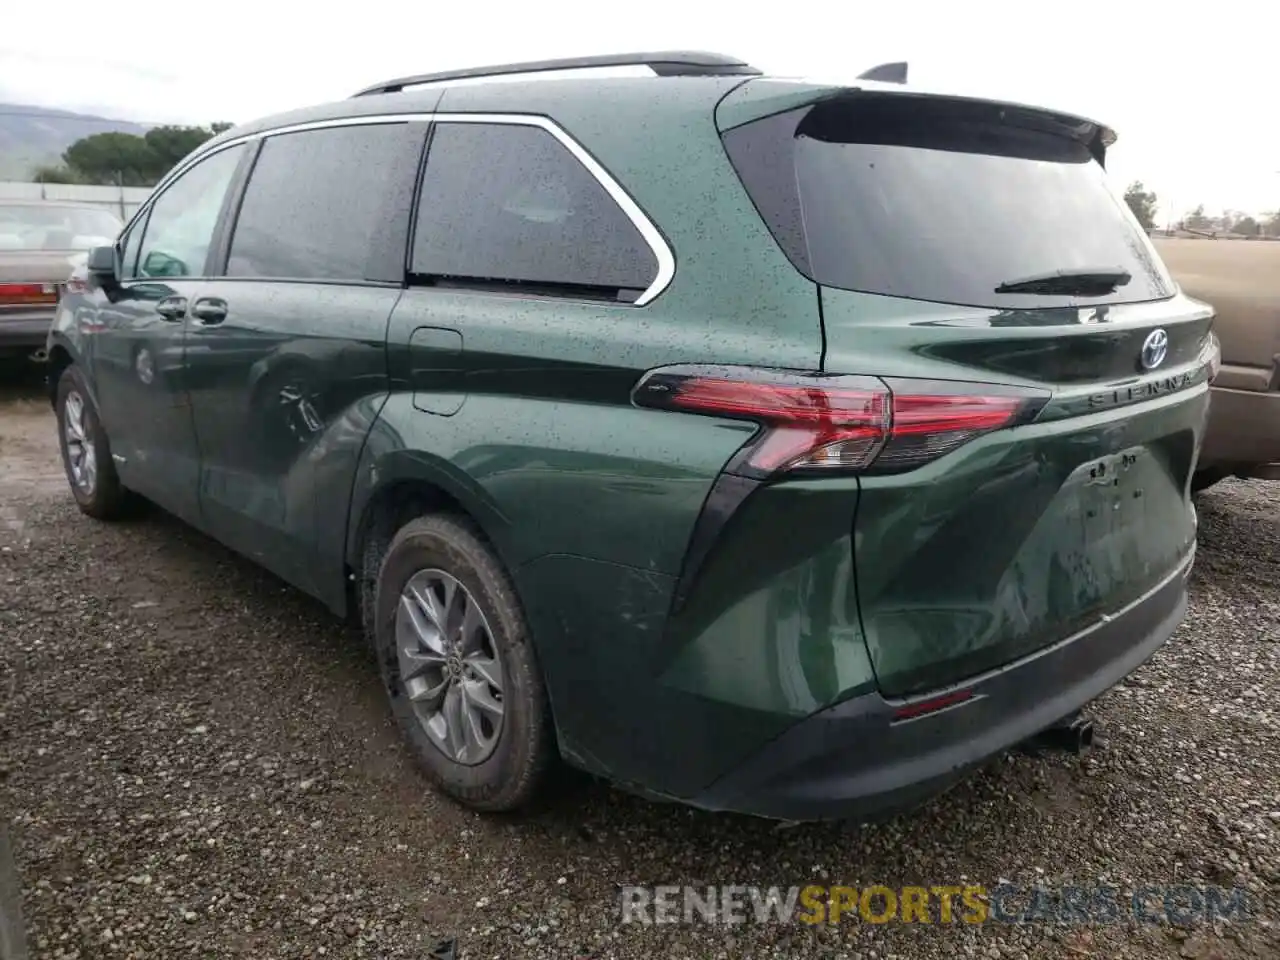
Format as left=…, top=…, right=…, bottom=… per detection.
left=517, top=490, right=879, bottom=801
left=688, top=546, right=1193, bottom=822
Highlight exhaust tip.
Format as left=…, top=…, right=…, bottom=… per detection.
left=29, top=348, right=48, bottom=363
left=1020, top=712, right=1095, bottom=756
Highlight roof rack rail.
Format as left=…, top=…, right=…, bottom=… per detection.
left=857, top=61, right=909, bottom=84
left=351, top=51, right=762, bottom=97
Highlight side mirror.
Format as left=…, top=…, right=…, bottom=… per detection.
left=86, top=245, right=118, bottom=284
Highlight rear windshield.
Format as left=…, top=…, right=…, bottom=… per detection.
left=0, top=203, right=122, bottom=252
left=721, top=95, right=1175, bottom=309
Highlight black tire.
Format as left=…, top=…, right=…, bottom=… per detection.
left=54, top=365, right=130, bottom=520
left=373, top=514, right=553, bottom=812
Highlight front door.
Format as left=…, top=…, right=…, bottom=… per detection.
left=90, top=143, right=247, bottom=524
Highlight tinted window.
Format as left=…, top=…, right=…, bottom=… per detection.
left=723, top=96, right=1175, bottom=309
left=412, top=122, right=658, bottom=299
left=227, top=124, right=423, bottom=281
left=136, top=145, right=244, bottom=278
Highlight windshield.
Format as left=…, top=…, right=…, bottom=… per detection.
left=0, top=203, right=123, bottom=252
left=722, top=95, right=1176, bottom=310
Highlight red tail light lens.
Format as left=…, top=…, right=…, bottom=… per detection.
left=0, top=282, right=58, bottom=307
left=632, top=365, right=1047, bottom=478
left=644, top=374, right=890, bottom=472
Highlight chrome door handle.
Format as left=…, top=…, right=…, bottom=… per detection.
left=154, top=296, right=187, bottom=321
left=191, top=297, right=228, bottom=325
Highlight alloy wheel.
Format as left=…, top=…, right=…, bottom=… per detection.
left=395, top=569, right=505, bottom=765
left=62, top=390, right=97, bottom=495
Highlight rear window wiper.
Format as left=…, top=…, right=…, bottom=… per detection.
left=994, top=267, right=1132, bottom=296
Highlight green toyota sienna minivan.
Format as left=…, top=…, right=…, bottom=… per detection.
left=47, top=52, right=1218, bottom=821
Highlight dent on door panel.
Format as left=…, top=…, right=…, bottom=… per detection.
left=351, top=389, right=757, bottom=575
left=187, top=282, right=400, bottom=608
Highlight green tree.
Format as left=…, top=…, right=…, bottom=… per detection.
left=1184, top=204, right=1212, bottom=231
left=1123, top=181, right=1159, bottom=230
left=31, top=164, right=84, bottom=184
left=1232, top=215, right=1261, bottom=237
left=1216, top=210, right=1242, bottom=232
left=57, top=122, right=230, bottom=187
left=143, top=125, right=222, bottom=171
left=62, top=131, right=161, bottom=185
left=1264, top=211, right=1280, bottom=237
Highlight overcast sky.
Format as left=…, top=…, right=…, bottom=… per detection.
left=2, top=1, right=1274, bottom=221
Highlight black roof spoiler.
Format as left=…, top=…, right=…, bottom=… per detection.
left=857, top=61, right=908, bottom=84
left=352, top=51, right=762, bottom=97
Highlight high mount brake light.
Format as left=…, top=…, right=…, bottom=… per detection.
left=632, top=366, right=1047, bottom=478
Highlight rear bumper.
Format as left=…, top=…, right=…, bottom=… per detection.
left=688, top=546, right=1193, bottom=822
left=0, top=311, right=53, bottom=353
left=1198, top=384, right=1280, bottom=474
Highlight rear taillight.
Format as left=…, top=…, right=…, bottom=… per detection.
left=632, top=365, right=1047, bottom=478
left=0, top=282, right=58, bottom=307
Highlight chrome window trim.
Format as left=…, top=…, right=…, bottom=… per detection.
left=136, top=112, right=675, bottom=306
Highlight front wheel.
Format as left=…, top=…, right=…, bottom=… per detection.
left=373, top=514, right=554, bottom=812
left=54, top=365, right=130, bottom=520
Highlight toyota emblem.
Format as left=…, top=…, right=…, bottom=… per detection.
left=1140, top=328, right=1169, bottom=371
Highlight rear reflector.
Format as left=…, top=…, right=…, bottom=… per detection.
left=891, top=689, right=974, bottom=721
left=0, top=282, right=58, bottom=307
left=632, top=365, right=1047, bottom=478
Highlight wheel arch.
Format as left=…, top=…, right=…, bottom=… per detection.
left=344, top=448, right=520, bottom=636
left=44, top=338, right=79, bottom=407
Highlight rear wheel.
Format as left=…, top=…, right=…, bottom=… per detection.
left=373, top=514, right=553, bottom=812
left=55, top=366, right=130, bottom=520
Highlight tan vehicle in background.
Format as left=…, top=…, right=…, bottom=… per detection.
left=1154, top=237, right=1280, bottom=491
left=0, top=201, right=122, bottom=363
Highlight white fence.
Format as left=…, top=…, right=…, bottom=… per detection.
left=0, top=181, right=154, bottom=223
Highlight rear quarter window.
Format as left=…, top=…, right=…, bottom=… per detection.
left=722, top=95, right=1176, bottom=310
left=411, top=121, right=659, bottom=301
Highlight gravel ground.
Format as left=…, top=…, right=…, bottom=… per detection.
left=1, top=362, right=1277, bottom=959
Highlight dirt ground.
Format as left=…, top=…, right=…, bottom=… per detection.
left=0, top=360, right=1277, bottom=960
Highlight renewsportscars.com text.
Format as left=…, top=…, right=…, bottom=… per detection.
left=620, top=884, right=1253, bottom=926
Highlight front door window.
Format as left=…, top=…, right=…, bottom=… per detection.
left=136, top=144, right=245, bottom=280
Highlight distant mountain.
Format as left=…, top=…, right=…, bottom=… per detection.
left=0, top=103, right=150, bottom=181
